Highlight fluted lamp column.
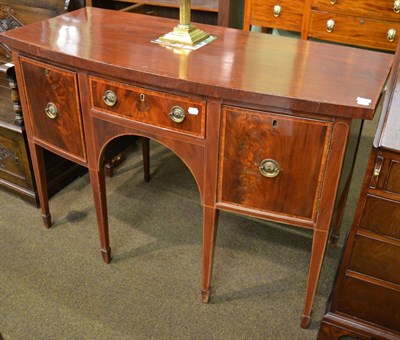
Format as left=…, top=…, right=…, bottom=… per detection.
left=158, top=0, right=213, bottom=46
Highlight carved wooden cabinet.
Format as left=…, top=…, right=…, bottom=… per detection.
left=0, top=8, right=392, bottom=329
left=318, top=42, right=400, bottom=340
left=244, top=0, right=400, bottom=51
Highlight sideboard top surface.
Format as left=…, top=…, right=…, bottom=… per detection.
left=0, top=7, right=393, bottom=119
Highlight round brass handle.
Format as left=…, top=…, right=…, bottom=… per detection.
left=273, top=4, right=281, bottom=18
left=102, top=90, right=117, bottom=107
left=259, top=159, right=280, bottom=178
left=330, top=0, right=337, bottom=4
left=45, top=102, right=59, bottom=119
left=326, top=19, right=335, bottom=33
left=388, top=28, right=397, bottom=42
left=169, top=106, right=186, bottom=123
left=394, top=0, right=400, bottom=13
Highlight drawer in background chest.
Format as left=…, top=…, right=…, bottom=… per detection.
left=246, top=0, right=305, bottom=32
left=218, top=106, right=332, bottom=222
left=89, top=77, right=206, bottom=138
left=312, top=0, right=400, bottom=22
left=19, top=57, right=86, bottom=162
left=309, top=11, right=400, bottom=51
left=360, top=195, right=400, bottom=240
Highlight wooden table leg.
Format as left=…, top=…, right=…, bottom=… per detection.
left=29, top=142, right=51, bottom=228
left=89, top=167, right=111, bottom=263
left=141, top=137, right=150, bottom=182
left=301, top=229, right=329, bottom=328
left=201, top=205, right=219, bottom=303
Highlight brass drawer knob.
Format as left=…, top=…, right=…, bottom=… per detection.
left=102, top=90, right=117, bottom=107
left=259, top=159, right=280, bottom=178
left=394, top=0, right=400, bottom=13
left=326, top=19, right=335, bottom=33
left=273, top=5, right=281, bottom=18
left=45, top=102, right=59, bottom=119
left=388, top=28, right=397, bottom=42
left=169, top=106, right=186, bottom=123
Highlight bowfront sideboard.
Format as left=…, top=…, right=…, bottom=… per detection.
left=0, top=8, right=392, bottom=328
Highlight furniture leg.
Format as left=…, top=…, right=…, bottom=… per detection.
left=141, top=137, right=150, bottom=182
left=201, top=205, right=219, bottom=303
left=329, top=174, right=352, bottom=246
left=88, top=167, right=111, bottom=263
left=301, top=229, right=329, bottom=328
left=104, top=151, right=126, bottom=177
left=29, top=142, right=51, bottom=227
left=330, top=121, right=363, bottom=246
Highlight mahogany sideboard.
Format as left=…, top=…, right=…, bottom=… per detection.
left=243, top=0, right=400, bottom=51
left=0, top=8, right=393, bottom=328
left=318, top=38, right=400, bottom=339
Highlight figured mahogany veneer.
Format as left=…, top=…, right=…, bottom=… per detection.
left=0, top=8, right=392, bottom=329
left=20, top=57, right=86, bottom=163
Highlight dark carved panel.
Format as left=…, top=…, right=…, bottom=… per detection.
left=0, top=6, right=23, bottom=59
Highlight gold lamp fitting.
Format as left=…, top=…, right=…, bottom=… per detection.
left=156, top=0, right=215, bottom=48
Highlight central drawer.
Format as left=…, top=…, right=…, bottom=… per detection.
left=218, top=106, right=332, bottom=221
left=89, top=76, right=206, bottom=138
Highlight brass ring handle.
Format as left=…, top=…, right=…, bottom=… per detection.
left=45, top=102, right=59, bottom=119
left=394, top=0, right=400, bottom=13
left=326, top=19, right=335, bottom=33
left=169, top=106, right=186, bottom=123
left=330, top=0, right=337, bottom=4
left=273, top=5, right=281, bottom=18
left=102, top=90, right=117, bottom=107
left=259, top=159, right=280, bottom=178
left=388, top=28, right=397, bottom=42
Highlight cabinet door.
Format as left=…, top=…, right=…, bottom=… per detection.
left=218, top=106, right=332, bottom=221
left=19, top=57, right=86, bottom=162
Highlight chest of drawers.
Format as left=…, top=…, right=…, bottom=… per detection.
left=318, top=42, right=400, bottom=339
left=244, top=0, right=400, bottom=51
left=0, top=8, right=392, bottom=328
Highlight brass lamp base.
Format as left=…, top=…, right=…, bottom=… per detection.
left=159, top=24, right=211, bottom=46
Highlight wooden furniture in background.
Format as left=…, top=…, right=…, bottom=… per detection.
left=318, top=38, right=400, bottom=340
left=243, top=0, right=400, bottom=51
left=0, top=8, right=392, bottom=328
left=86, top=0, right=231, bottom=26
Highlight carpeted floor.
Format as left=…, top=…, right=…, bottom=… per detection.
left=0, top=115, right=378, bottom=339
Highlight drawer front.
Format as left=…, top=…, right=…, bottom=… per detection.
left=386, top=160, right=400, bottom=195
left=218, top=106, right=331, bottom=221
left=248, top=0, right=304, bottom=32
left=313, top=0, right=400, bottom=22
left=349, top=235, right=400, bottom=285
left=337, top=275, right=400, bottom=332
left=309, top=11, right=400, bottom=51
left=20, top=57, right=86, bottom=161
left=90, top=77, right=206, bottom=138
left=360, top=195, right=400, bottom=239
left=0, top=126, right=33, bottom=189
